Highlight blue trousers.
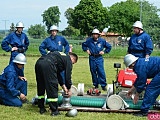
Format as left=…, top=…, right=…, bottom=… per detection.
left=0, top=79, right=27, bottom=107
left=141, top=72, right=160, bottom=113
left=89, top=56, right=106, bottom=88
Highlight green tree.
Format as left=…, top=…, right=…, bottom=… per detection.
left=41, top=6, right=61, bottom=33
left=140, top=0, right=160, bottom=43
left=108, top=0, right=160, bottom=39
left=10, top=23, right=15, bottom=33
left=69, top=0, right=109, bottom=36
left=108, top=0, right=140, bottom=36
left=28, top=24, right=47, bottom=39
left=64, top=8, right=74, bottom=25
left=62, top=25, right=80, bottom=37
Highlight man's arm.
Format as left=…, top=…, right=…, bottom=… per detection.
left=65, top=57, right=72, bottom=90
left=39, top=39, right=47, bottom=55
left=24, top=33, right=30, bottom=51
left=1, top=34, right=12, bottom=52
left=63, top=37, right=70, bottom=54
left=145, top=35, right=153, bottom=57
left=104, top=40, right=112, bottom=53
left=6, top=72, right=21, bottom=97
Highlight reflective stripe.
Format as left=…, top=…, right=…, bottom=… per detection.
left=59, top=52, right=66, bottom=56
left=38, top=96, right=45, bottom=99
left=47, top=98, right=58, bottom=102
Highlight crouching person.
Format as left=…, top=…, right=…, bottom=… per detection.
left=0, top=53, right=28, bottom=107
left=124, top=54, right=160, bottom=117
left=35, top=51, right=78, bottom=116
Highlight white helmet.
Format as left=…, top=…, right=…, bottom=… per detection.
left=66, top=108, right=78, bottom=117
left=92, top=29, right=100, bottom=34
left=13, top=53, right=27, bottom=64
left=50, top=25, right=58, bottom=31
left=133, top=21, right=143, bottom=29
left=16, top=21, right=24, bottom=28
left=124, top=54, right=138, bottom=67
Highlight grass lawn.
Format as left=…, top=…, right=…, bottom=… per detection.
left=0, top=55, right=147, bottom=120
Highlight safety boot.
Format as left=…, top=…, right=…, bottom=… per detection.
left=102, top=87, right=107, bottom=91
left=51, top=110, right=60, bottom=116
left=133, top=111, right=148, bottom=117
left=39, top=108, right=46, bottom=114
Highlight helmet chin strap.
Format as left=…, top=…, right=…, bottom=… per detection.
left=16, top=30, right=22, bottom=34
left=137, top=28, right=143, bottom=35
left=138, top=29, right=141, bottom=35
left=129, top=62, right=136, bottom=69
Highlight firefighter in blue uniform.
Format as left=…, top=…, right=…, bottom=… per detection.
left=1, top=21, right=29, bottom=77
left=127, top=21, right=153, bottom=58
left=1, top=21, right=29, bottom=64
left=39, top=25, right=69, bottom=55
left=0, top=53, right=27, bottom=107
left=82, top=28, right=112, bottom=91
left=124, top=54, right=160, bottom=116
left=39, top=25, right=69, bottom=84
left=35, top=51, right=78, bottom=116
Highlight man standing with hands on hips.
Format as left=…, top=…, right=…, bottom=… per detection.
left=1, top=21, right=29, bottom=64
left=82, top=28, right=112, bottom=91
left=127, top=21, right=153, bottom=58
left=39, top=25, right=69, bottom=84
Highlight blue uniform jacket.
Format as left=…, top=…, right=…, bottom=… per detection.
left=133, top=57, right=160, bottom=93
left=1, top=31, right=29, bottom=52
left=82, top=37, right=112, bottom=54
left=0, top=63, right=22, bottom=97
left=1, top=31, right=29, bottom=64
left=128, top=31, right=153, bottom=58
left=39, top=35, right=69, bottom=55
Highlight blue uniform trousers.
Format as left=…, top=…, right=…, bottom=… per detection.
left=89, top=56, right=106, bottom=88
left=141, top=72, right=160, bottom=113
left=0, top=79, right=27, bottom=107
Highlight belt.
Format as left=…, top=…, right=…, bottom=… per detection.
left=14, top=48, right=25, bottom=53
left=90, top=54, right=102, bottom=58
left=132, top=50, right=144, bottom=53
left=0, top=83, right=6, bottom=89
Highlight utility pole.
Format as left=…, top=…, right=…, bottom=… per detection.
left=140, top=1, right=142, bottom=21
left=2, top=20, right=9, bottom=36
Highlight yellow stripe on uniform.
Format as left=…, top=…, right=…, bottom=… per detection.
left=59, top=52, right=66, bottom=56
left=47, top=98, right=58, bottom=102
left=38, top=96, right=45, bottom=99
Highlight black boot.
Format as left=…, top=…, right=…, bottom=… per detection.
left=49, top=102, right=60, bottom=116
left=133, top=111, right=148, bottom=117
left=102, top=87, right=107, bottom=91
left=38, top=98, right=46, bottom=114
left=51, top=110, right=60, bottom=116
left=39, top=108, right=47, bottom=114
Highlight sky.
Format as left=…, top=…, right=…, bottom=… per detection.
left=0, top=0, right=160, bottom=30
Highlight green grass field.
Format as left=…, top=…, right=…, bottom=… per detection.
left=0, top=38, right=159, bottom=119
left=0, top=55, right=146, bottom=120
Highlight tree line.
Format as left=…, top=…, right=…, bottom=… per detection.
left=9, top=0, right=160, bottom=43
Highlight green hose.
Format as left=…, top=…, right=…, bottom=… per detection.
left=125, top=99, right=153, bottom=110
left=46, top=96, right=154, bottom=110
left=58, top=95, right=105, bottom=108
